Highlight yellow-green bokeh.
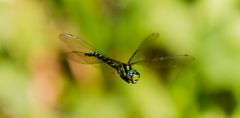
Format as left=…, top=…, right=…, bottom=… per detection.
left=1, top=0, right=240, bottom=118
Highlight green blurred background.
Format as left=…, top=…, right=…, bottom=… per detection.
left=1, top=0, right=240, bottom=118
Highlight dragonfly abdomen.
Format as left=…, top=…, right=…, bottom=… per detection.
left=85, top=51, right=120, bottom=69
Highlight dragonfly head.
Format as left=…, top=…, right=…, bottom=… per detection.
left=127, top=69, right=140, bottom=84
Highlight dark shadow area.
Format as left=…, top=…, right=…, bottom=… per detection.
left=197, top=88, right=237, bottom=115
left=180, top=0, right=198, bottom=5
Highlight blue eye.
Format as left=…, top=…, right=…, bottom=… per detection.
left=127, top=70, right=140, bottom=79
left=127, top=70, right=140, bottom=84
left=127, top=71, right=133, bottom=78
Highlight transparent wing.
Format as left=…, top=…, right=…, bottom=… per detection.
left=131, top=55, right=195, bottom=68
left=59, top=33, right=102, bottom=64
left=128, top=33, right=159, bottom=65
left=59, top=33, right=95, bottom=53
left=128, top=33, right=194, bottom=68
left=65, top=51, right=101, bottom=64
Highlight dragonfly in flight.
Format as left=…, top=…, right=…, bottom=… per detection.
left=59, top=33, right=194, bottom=84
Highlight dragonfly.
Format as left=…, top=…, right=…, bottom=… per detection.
left=59, top=33, right=194, bottom=84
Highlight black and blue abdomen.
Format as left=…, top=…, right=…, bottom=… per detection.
left=85, top=51, right=120, bottom=69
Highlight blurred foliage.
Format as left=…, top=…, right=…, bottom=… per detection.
left=1, top=0, right=240, bottom=118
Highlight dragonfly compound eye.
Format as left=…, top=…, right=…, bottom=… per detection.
left=127, top=70, right=140, bottom=84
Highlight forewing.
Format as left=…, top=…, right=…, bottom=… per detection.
left=128, top=33, right=159, bottom=64
left=131, top=55, right=194, bottom=68
left=59, top=33, right=95, bottom=52
left=65, top=51, right=101, bottom=64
